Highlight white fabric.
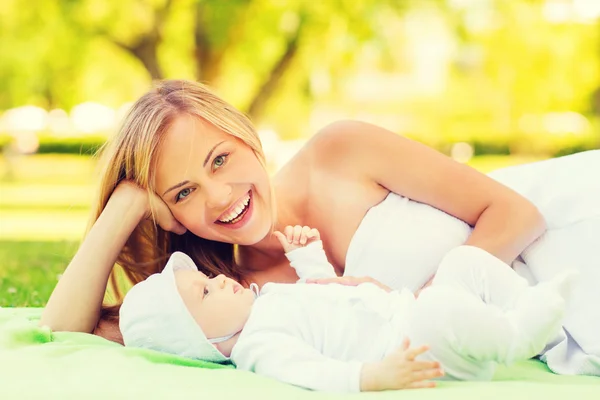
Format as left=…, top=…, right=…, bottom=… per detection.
left=231, top=245, right=569, bottom=390
left=285, top=240, right=337, bottom=281
left=488, top=150, right=600, bottom=375
left=119, top=252, right=229, bottom=363
left=231, top=281, right=404, bottom=392
left=343, top=150, right=600, bottom=376
left=406, top=246, right=571, bottom=380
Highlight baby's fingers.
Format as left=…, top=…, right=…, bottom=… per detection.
left=307, top=228, right=320, bottom=241
left=292, top=225, right=303, bottom=244
left=300, top=226, right=312, bottom=245
left=273, top=231, right=290, bottom=251
left=407, top=380, right=437, bottom=389
left=411, top=367, right=444, bottom=381
left=401, top=337, right=411, bottom=351
left=406, top=345, right=430, bottom=361
left=410, top=360, right=441, bottom=372
left=283, top=225, right=294, bottom=243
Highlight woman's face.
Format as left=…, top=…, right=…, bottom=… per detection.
left=154, top=114, right=272, bottom=245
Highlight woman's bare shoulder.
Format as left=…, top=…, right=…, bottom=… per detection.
left=301, top=120, right=384, bottom=173
left=307, top=120, right=381, bottom=150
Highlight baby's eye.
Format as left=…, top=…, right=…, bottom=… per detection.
left=203, top=287, right=209, bottom=297
left=176, top=188, right=192, bottom=202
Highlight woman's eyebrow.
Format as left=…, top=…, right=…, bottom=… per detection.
left=163, top=180, right=190, bottom=196
left=203, top=140, right=226, bottom=167
left=161, top=140, right=226, bottom=196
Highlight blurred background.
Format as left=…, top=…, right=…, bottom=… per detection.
left=1, top=0, right=599, bottom=306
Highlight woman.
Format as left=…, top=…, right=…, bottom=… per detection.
left=41, top=80, right=599, bottom=377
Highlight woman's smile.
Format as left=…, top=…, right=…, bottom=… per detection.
left=215, top=190, right=254, bottom=230
left=216, top=191, right=251, bottom=224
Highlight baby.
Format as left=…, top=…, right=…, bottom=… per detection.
left=119, top=226, right=572, bottom=392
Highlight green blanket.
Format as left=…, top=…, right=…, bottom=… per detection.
left=1, top=308, right=598, bottom=399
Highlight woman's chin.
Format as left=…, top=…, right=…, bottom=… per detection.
left=239, top=228, right=272, bottom=246
left=238, top=221, right=273, bottom=246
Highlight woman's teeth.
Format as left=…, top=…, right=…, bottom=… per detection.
left=219, top=194, right=250, bottom=223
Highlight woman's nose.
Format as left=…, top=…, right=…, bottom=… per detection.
left=204, top=181, right=232, bottom=210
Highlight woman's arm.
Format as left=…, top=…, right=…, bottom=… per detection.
left=312, top=120, right=546, bottom=264
left=40, top=183, right=148, bottom=333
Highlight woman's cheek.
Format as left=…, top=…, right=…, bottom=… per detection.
left=172, top=206, right=192, bottom=227
left=177, top=203, right=206, bottom=231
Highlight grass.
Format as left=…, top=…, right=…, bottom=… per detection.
left=0, top=152, right=548, bottom=307
left=0, top=241, right=79, bottom=307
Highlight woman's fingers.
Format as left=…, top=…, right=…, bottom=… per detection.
left=168, top=220, right=187, bottom=235
left=306, top=276, right=358, bottom=285
left=149, top=193, right=187, bottom=235
left=306, top=277, right=339, bottom=284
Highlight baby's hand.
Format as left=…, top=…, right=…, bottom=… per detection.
left=273, top=225, right=321, bottom=253
left=360, top=338, right=443, bottom=391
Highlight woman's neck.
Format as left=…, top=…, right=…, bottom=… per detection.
left=248, top=180, right=306, bottom=255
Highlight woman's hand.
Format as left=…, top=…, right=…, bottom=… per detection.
left=360, top=337, right=444, bottom=391
left=114, top=181, right=186, bottom=235
left=306, top=276, right=393, bottom=292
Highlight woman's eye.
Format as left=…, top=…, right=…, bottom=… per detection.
left=212, top=154, right=228, bottom=170
left=176, top=188, right=192, bottom=202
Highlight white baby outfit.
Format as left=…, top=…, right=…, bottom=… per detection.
left=342, top=150, right=600, bottom=376
left=231, top=243, right=569, bottom=392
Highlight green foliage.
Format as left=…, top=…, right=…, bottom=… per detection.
left=0, top=134, right=11, bottom=150
left=2, top=130, right=596, bottom=157
left=0, top=134, right=107, bottom=155
left=36, top=135, right=107, bottom=156
left=407, top=131, right=599, bottom=158
left=0, top=1, right=598, bottom=157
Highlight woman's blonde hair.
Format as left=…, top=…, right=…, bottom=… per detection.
left=92, top=80, right=266, bottom=320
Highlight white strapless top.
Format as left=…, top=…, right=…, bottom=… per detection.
left=344, top=192, right=472, bottom=291
left=344, top=150, right=600, bottom=292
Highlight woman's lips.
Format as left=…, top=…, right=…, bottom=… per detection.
left=215, top=191, right=254, bottom=229
left=217, top=191, right=251, bottom=223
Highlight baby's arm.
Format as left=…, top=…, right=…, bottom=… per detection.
left=233, top=331, right=362, bottom=392
left=233, top=332, right=441, bottom=392
left=274, top=225, right=337, bottom=281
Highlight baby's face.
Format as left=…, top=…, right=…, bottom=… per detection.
left=174, top=270, right=255, bottom=341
